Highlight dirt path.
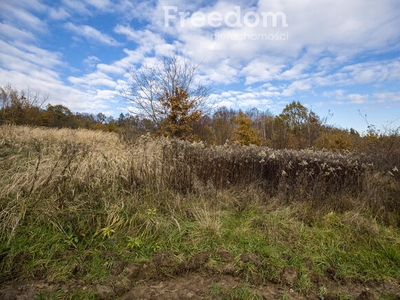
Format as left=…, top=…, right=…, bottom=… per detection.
left=1, top=271, right=399, bottom=300
left=1, top=251, right=399, bottom=299
left=0, top=273, right=311, bottom=300
left=119, top=272, right=304, bottom=300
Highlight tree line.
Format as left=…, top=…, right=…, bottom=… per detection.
left=0, top=84, right=120, bottom=132
left=1, top=83, right=399, bottom=155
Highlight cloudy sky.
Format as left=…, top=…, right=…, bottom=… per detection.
left=1, top=0, right=400, bottom=132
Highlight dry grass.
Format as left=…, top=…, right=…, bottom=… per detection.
left=0, top=125, right=132, bottom=243
left=1, top=125, right=399, bottom=245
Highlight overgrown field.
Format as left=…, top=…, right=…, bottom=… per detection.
left=0, top=125, right=400, bottom=299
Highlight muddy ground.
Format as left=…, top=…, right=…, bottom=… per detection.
left=1, top=251, right=399, bottom=299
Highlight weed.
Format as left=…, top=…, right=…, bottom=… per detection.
left=126, top=236, right=143, bottom=250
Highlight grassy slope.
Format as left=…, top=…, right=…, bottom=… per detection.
left=0, top=125, right=399, bottom=299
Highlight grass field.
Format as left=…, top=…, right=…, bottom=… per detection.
left=0, top=125, right=399, bottom=299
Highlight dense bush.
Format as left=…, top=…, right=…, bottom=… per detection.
left=146, top=138, right=367, bottom=197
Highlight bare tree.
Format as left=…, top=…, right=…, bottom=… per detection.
left=23, top=86, right=49, bottom=109
left=1, top=84, right=48, bottom=124
left=121, top=55, right=211, bottom=128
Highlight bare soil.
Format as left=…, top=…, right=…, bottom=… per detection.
left=1, top=251, right=399, bottom=299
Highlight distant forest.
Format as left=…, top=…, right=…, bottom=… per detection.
left=1, top=84, right=399, bottom=158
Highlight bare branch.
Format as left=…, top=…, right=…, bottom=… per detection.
left=120, top=55, right=211, bottom=128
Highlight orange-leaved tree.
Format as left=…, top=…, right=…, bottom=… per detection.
left=157, top=85, right=202, bottom=141
left=232, top=110, right=263, bottom=146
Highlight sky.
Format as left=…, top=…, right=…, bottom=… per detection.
left=1, top=0, right=400, bottom=133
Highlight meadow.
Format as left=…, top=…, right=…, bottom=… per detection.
left=0, top=125, right=399, bottom=299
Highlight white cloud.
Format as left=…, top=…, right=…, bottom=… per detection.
left=97, top=64, right=125, bottom=75
left=373, top=92, right=400, bottom=103
left=48, top=7, right=70, bottom=20
left=0, top=68, right=112, bottom=113
left=0, top=38, right=116, bottom=113
left=83, top=56, right=101, bottom=68
left=198, top=58, right=240, bottom=84
left=10, top=0, right=47, bottom=12
left=323, top=90, right=345, bottom=98
left=0, top=23, right=36, bottom=41
left=323, top=89, right=369, bottom=104
left=241, top=59, right=286, bottom=84
left=0, top=40, right=62, bottom=70
left=281, top=80, right=312, bottom=96
left=114, top=25, right=167, bottom=52
left=92, top=48, right=148, bottom=77
left=131, top=0, right=400, bottom=91
left=68, top=71, right=117, bottom=88
left=208, top=88, right=284, bottom=112
left=84, top=0, right=112, bottom=11
left=62, top=0, right=92, bottom=15
left=0, top=2, right=47, bottom=33
left=65, top=22, right=121, bottom=46
left=340, top=59, right=400, bottom=84
left=346, top=94, right=369, bottom=104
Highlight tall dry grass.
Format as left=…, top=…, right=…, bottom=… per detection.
left=0, top=125, right=399, bottom=246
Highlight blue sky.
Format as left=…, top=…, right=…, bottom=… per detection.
left=1, top=0, right=400, bottom=133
